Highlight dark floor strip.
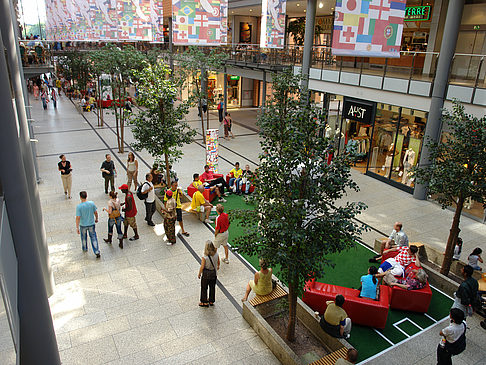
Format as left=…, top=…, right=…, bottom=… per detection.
left=35, top=127, right=102, bottom=135
left=37, top=147, right=110, bottom=158
left=177, top=232, right=243, bottom=314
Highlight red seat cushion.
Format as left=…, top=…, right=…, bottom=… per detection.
left=303, top=282, right=390, bottom=329
left=186, top=184, right=217, bottom=202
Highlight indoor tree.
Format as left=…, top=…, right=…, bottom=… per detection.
left=231, top=71, right=366, bottom=341
left=413, top=100, right=486, bottom=276
left=129, top=60, right=196, bottom=186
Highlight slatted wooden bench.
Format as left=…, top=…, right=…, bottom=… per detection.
left=309, top=346, right=348, bottom=365
left=249, top=284, right=287, bottom=307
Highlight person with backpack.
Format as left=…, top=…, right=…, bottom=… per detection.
left=437, top=308, right=467, bottom=365
left=119, top=184, right=139, bottom=242
left=139, top=173, right=156, bottom=226
left=102, top=191, right=124, bottom=249
left=452, top=265, right=479, bottom=317
left=217, top=98, right=224, bottom=123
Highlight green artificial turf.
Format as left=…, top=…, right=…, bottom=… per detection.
left=215, top=194, right=453, bottom=362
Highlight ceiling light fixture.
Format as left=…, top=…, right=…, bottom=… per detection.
left=304, top=9, right=306, bottom=12
left=319, top=2, right=323, bottom=8
left=249, top=8, right=252, bottom=11
left=296, top=3, right=300, bottom=6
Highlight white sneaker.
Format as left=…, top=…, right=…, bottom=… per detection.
left=166, top=242, right=172, bottom=246
left=205, top=219, right=214, bottom=224
left=218, top=198, right=227, bottom=202
left=222, top=258, right=229, bottom=264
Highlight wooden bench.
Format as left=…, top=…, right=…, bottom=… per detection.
left=249, top=284, right=287, bottom=307
left=309, top=346, right=348, bottom=365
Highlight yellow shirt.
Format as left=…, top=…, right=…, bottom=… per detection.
left=324, top=301, right=348, bottom=326
left=190, top=190, right=205, bottom=210
left=88, top=97, right=95, bottom=105
left=192, top=180, right=202, bottom=188
left=164, top=188, right=181, bottom=209
left=230, top=168, right=243, bottom=179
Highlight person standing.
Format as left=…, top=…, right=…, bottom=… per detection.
left=141, top=173, right=156, bottom=226
left=452, top=265, right=479, bottom=317
left=58, top=154, right=72, bottom=199
left=75, top=191, right=100, bottom=258
left=100, top=154, right=116, bottom=194
left=214, top=204, right=230, bottom=264
left=162, top=190, right=177, bottom=246
left=126, top=152, right=138, bottom=190
left=51, top=87, right=57, bottom=109
left=437, top=308, right=466, bottom=365
left=102, top=191, right=124, bottom=249
left=164, top=181, right=189, bottom=237
left=33, top=83, right=39, bottom=100
left=223, top=112, right=230, bottom=140
left=40, top=87, right=49, bottom=110
left=225, top=112, right=235, bottom=139
left=198, top=241, right=220, bottom=307
left=217, top=98, right=224, bottom=123
left=119, top=184, right=139, bottom=241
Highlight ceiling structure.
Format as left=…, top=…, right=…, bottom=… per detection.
left=229, top=0, right=336, bottom=17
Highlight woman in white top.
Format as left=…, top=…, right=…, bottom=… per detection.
left=103, top=191, right=124, bottom=249
left=126, top=152, right=138, bottom=190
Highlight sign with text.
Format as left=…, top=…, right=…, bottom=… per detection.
left=404, top=6, right=431, bottom=22
left=343, top=98, right=375, bottom=124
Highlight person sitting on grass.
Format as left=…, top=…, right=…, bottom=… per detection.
left=359, top=266, right=378, bottom=300
left=241, top=258, right=273, bottom=302
left=319, top=294, right=352, bottom=339
left=190, top=184, right=214, bottom=224
left=336, top=348, right=358, bottom=365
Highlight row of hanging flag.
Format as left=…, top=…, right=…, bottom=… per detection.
left=45, top=0, right=406, bottom=57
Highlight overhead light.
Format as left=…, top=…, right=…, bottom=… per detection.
left=304, top=9, right=306, bottom=12
left=231, top=11, right=234, bottom=13
left=296, top=3, right=300, bottom=6
left=331, top=7, right=334, bottom=9
left=319, top=2, right=323, bottom=8
left=249, top=8, right=252, bottom=11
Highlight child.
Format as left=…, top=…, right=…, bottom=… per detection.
left=437, top=308, right=466, bottom=364
left=452, top=238, right=463, bottom=261
left=468, top=247, right=483, bottom=270
left=214, top=204, right=230, bottom=264
left=192, top=173, right=202, bottom=188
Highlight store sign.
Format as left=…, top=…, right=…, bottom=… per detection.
left=343, top=98, right=375, bottom=124
left=229, top=76, right=240, bottom=80
left=404, top=6, right=431, bottom=22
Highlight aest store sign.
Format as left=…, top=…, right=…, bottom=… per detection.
left=343, top=98, right=375, bottom=124
left=404, top=6, right=431, bottom=22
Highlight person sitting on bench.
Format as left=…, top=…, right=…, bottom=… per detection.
left=370, top=222, right=409, bottom=263
left=378, top=264, right=428, bottom=290
left=319, top=294, right=352, bottom=339
left=190, top=184, right=213, bottom=224
left=193, top=173, right=226, bottom=203
left=200, top=165, right=230, bottom=196
left=376, top=245, right=419, bottom=278
left=241, top=258, right=273, bottom=302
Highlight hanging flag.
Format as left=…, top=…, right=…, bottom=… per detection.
left=172, top=0, right=222, bottom=45
left=332, top=0, right=406, bottom=57
left=260, top=0, right=286, bottom=48
left=219, top=0, right=228, bottom=45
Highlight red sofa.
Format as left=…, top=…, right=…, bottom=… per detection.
left=303, top=281, right=390, bottom=329
left=225, top=173, right=255, bottom=193
left=186, top=173, right=224, bottom=203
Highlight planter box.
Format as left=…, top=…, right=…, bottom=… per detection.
left=154, top=188, right=191, bottom=217
left=243, top=295, right=350, bottom=365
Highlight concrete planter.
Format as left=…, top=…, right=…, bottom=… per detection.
left=242, top=295, right=350, bottom=365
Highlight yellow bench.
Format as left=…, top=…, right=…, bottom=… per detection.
left=309, top=346, right=348, bottom=365
left=249, top=284, right=287, bottom=307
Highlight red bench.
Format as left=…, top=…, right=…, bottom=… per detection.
left=303, top=281, right=390, bottom=329
left=225, top=173, right=255, bottom=193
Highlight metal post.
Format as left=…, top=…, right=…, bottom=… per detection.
left=0, top=32, right=60, bottom=365
left=0, top=0, right=54, bottom=296
left=169, top=17, right=174, bottom=72
left=262, top=70, right=267, bottom=108
left=414, top=0, right=465, bottom=200
left=223, top=66, right=227, bottom=114
left=301, top=0, right=317, bottom=91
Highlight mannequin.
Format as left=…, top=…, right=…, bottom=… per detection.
left=383, top=143, right=394, bottom=176
left=402, top=148, right=416, bottom=185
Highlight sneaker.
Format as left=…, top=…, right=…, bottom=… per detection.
left=222, top=258, right=229, bottom=264
left=344, top=334, right=350, bottom=339
left=166, top=241, right=172, bottom=246
left=148, top=222, right=155, bottom=226
left=96, top=253, right=101, bottom=258
left=204, top=219, right=214, bottom=224
left=218, top=198, right=227, bottom=202
left=223, top=193, right=229, bottom=197
left=129, top=236, right=139, bottom=241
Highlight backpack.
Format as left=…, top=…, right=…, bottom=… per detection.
left=445, top=323, right=466, bottom=356
left=136, top=182, right=149, bottom=200
left=217, top=102, right=222, bottom=110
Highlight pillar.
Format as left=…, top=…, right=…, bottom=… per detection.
left=301, top=0, right=317, bottom=91
left=0, top=31, right=60, bottom=365
left=169, top=17, right=174, bottom=72
left=223, top=66, right=228, bottom=114
left=414, top=0, right=465, bottom=200
left=262, top=71, right=267, bottom=108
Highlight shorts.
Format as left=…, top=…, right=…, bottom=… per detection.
left=214, top=230, right=229, bottom=248
left=196, top=205, right=207, bottom=213
left=123, top=216, right=137, bottom=229
left=176, top=208, right=183, bottom=222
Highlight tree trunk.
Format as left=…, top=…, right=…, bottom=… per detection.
left=164, top=152, right=170, bottom=189
left=120, top=85, right=125, bottom=153
left=114, top=90, right=121, bottom=153
left=286, top=278, right=298, bottom=342
left=199, top=99, right=205, bottom=143
left=206, top=106, right=210, bottom=130
left=441, top=196, right=465, bottom=276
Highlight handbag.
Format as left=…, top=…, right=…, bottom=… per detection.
left=444, top=323, right=466, bottom=355
left=203, top=255, right=217, bottom=280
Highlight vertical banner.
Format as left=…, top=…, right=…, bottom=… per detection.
left=332, top=0, right=406, bottom=57
left=219, top=0, right=228, bottom=45
left=260, top=0, right=287, bottom=48
left=172, top=0, right=223, bottom=45
left=151, top=0, right=165, bottom=42
left=118, top=0, right=153, bottom=41
left=206, top=129, right=219, bottom=173
left=92, top=0, right=118, bottom=41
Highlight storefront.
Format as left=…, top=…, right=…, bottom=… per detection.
left=329, top=96, right=427, bottom=194
left=208, top=72, right=242, bottom=108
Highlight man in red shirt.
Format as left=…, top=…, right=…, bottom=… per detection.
left=200, top=165, right=230, bottom=197
left=214, top=204, right=230, bottom=264
left=119, top=184, right=139, bottom=242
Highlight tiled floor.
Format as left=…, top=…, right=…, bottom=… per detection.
left=2, top=94, right=486, bottom=364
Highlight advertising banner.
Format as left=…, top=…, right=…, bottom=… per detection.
left=45, top=0, right=163, bottom=42
left=332, top=0, right=407, bottom=58
left=219, top=0, right=228, bottom=45
left=260, top=0, right=287, bottom=48
left=172, top=0, right=223, bottom=45
left=206, top=129, right=219, bottom=173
